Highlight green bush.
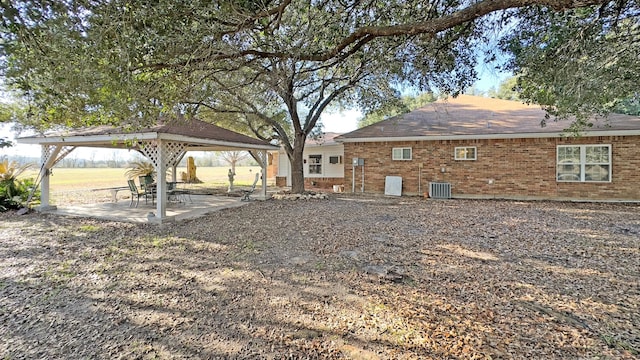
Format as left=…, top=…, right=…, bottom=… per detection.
left=0, top=159, right=39, bottom=212
left=0, top=179, right=40, bottom=211
left=0, top=177, right=40, bottom=211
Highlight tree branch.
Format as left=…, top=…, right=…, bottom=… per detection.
left=304, top=67, right=367, bottom=134
left=217, top=0, right=292, bottom=36
left=137, top=0, right=610, bottom=71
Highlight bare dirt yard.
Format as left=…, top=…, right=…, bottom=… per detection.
left=1, top=196, right=638, bottom=359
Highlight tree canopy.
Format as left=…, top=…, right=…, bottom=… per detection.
left=614, top=96, right=640, bottom=115
left=487, top=76, right=520, bottom=100
left=1, top=0, right=637, bottom=192
left=500, top=0, right=640, bottom=126
left=0, top=138, right=12, bottom=149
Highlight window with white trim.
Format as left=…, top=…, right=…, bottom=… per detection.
left=392, top=147, right=412, bottom=160
left=308, top=155, right=322, bottom=174
left=557, top=145, right=611, bottom=182
left=455, top=146, right=477, bottom=160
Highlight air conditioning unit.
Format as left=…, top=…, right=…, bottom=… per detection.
left=429, top=182, right=451, bottom=199
left=329, top=155, right=343, bottom=164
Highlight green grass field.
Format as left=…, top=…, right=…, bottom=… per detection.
left=23, top=166, right=263, bottom=192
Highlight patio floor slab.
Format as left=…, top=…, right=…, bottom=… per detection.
left=39, top=194, right=250, bottom=223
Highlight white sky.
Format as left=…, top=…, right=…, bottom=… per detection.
left=1, top=123, right=40, bottom=158
left=320, top=108, right=361, bottom=133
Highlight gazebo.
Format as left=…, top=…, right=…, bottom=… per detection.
left=17, top=118, right=279, bottom=223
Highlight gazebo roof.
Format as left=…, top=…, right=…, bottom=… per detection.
left=17, top=118, right=278, bottom=151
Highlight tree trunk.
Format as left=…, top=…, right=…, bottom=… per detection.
left=290, top=133, right=306, bottom=193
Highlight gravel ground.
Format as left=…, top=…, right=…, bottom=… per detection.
left=1, top=196, right=639, bottom=359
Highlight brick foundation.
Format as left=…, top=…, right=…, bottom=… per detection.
left=304, top=177, right=344, bottom=189
left=275, top=176, right=344, bottom=190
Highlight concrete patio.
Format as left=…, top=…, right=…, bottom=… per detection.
left=40, top=194, right=252, bottom=223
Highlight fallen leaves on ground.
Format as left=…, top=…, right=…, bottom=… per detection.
left=1, top=197, right=638, bottom=359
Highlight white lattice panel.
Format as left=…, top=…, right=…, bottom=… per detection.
left=42, top=145, right=56, bottom=165
left=42, top=145, right=75, bottom=168
left=163, top=142, right=187, bottom=167
left=138, top=141, right=186, bottom=168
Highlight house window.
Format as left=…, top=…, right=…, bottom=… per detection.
left=392, top=147, right=412, bottom=160
left=557, top=145, right=611, bottom=182
left=308, top=155, right=322, bottom=174
left=329, top=155, right=343, bottom=164
left=455, top=146, right=477, bottom=160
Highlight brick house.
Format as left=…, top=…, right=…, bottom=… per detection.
left=335, top=95, right=640, bottom=201
left=273, top=132, right=345, bottom=189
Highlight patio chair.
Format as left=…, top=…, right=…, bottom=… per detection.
left=127, top=179, right=148, bottom=208
left=139, top=175, right=153, bottom=189
left=138, top=176, right=155, bottom=205
left=241, top=172, right=260, bottom=201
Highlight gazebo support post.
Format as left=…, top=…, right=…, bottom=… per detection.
left=172, top=151, right=187, bottom=183
left=138, top=140, right=187, bottom=223
left=38, top=145, right=75, bottom=211
left=171, top=165, right=178, bottom=183
left=154, top=139, right=168, bottom=222
left=250, top=150, right=269, bottom=200
left=260, top=151, right=267, bottom=200
left=38, top=145, right=58, bottom=211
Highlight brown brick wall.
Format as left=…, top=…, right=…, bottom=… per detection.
left=343, top=136, right=640, bottom=200
left=266, top=152, right=277, bottom=179
left=275, top=176, right=287, bottom=187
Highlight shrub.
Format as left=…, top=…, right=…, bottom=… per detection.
left=0, top=159, right=39, bottom=211
left=124, top=161, right=155, bottom=180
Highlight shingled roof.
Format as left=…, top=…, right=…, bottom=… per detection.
left=336, top=95, right=640, bottom=142
left=306, top=132, right=343, bottom=146
left=18, top=118, right=277, bottom=151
